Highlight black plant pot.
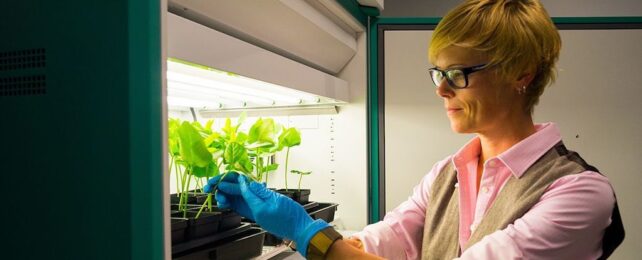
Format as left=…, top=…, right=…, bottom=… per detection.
left=218, top=208, right=242, bottom=231
left=171, top=218, right=189, bottom=244
left=276, top=189, right=310, bottom=204
left=172, top=210, right=222, bottom=240
left=275, top=189, right=294, bottom=200
left=170, top=192, right=209, bottom=205
left=171, top=204, right=201, bottom=212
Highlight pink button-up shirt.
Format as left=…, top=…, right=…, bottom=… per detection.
left=353, top=123, right=615, bottom=259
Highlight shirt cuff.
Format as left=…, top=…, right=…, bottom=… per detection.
left=352, top=221, right=408, bottom=260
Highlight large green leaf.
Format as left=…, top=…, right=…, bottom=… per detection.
left=203, top=132, right=220, bottom=147
left=224, top=142, right=253, bottom=174
left=264, top=163, right=279, bottom=173
left=192, top=161, right=219, bottom=178
left=248, top=118, right=277, bottom=145
left=222, top=118, right=236, bottom=141
left=246, top=141, right=274, bottom=150
left=168, top=118, right=181, bottom=156
left=178, top=122, right=211, bottom=168
left=278, top=127, right=301, bottom=150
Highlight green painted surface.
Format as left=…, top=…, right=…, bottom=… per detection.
left=367, top=17, right=380, bottom=223
left=129, top=0, right=164, bottom=259
left=336, top=0, right=369, bottom=27
left=0, top=0, right=162, bottom=258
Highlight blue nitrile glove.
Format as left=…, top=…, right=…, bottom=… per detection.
left=204, top=173, right=329, bottom=257
left=204, top=172, right=254, bottom=220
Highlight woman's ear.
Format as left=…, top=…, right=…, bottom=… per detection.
left=516, top=70, right=535, bottom=89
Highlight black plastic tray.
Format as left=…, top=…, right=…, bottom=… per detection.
left=173, top=226, right=265, bottom=260
left=307, top=203, right=338, bottom=223
left=172, top=223, right=252, bottom=255
left=171, top=218, right=189, bottom=244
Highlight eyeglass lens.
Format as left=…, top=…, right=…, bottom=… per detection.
left=430, top=69, right=467, bottom=88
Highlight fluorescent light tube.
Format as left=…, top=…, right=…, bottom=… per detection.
left=167, top=59, right=336, bottom=110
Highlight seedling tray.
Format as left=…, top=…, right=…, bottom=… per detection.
left=171, top=218, right=189, bottom=244
left=173, top=225, right=265, bottom=260
left=172, top=223, right=252, bottom=255
left=171, top=204, right=201, bottom=212
left=307, top=202, right=338, bottom=223
left=218, top=210, right=242, bottom=231
left=179, top=211, right=222, bottom=240
left=302, top=201, right=318, bottom=211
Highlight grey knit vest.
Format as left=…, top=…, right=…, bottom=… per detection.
left=420, top=142, right=624, bottom=259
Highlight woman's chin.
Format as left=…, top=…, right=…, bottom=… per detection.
left=449, top=122, right=473, bottom=134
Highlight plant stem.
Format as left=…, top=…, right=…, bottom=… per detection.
left=284, top=147, right=290, bottom=191
left=298, top=173, right=303, bottom=191
left=182, top=168, right=193, bottom=212
left=175, top=162, right=181, bottom=195
left=255, top=148, right=260, bottom=181
left=265, top=169, right=269, bottom=186
left=195, top=195, right=211, bottom=219
left=179, top=166, right=189, bottom=211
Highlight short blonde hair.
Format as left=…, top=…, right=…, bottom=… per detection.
left=429, top=0, right=561, bottom=114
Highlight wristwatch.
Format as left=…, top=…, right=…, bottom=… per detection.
left=306, top=227, right=343, bottom=259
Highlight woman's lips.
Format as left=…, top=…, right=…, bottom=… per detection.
left=447, top=108, right=462, bottom=115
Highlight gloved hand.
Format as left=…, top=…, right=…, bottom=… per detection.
left=204, top=172, right=330, bottom=257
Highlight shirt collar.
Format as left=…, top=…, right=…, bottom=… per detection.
left=497, top=122, right=562, bottom=178
left=451, top=122, right=562, bottom=178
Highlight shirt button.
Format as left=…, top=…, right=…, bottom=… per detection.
left=470, top=223, right=477, bottom=231
left=481, top=186, right=489, bottom=193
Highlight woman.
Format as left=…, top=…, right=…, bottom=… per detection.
left=205, top=0, right=624, bottom=259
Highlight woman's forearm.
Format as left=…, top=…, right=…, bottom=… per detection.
left=326, top=239, right=385, bottom=260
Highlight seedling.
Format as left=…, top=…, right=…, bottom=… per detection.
left=291, top=170, right=312, bottom=191
left=278, top=127, right=301, bottom=191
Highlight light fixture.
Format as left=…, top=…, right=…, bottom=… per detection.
left=166, top=59, right=336, bottom=110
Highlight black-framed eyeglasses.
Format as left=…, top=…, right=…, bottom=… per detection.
left=428, top=64, right=488, bottom=89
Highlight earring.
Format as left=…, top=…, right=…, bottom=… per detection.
left=518, top=85, right=526, bottom=95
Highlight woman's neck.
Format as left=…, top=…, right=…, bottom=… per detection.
left=477, top=116, right=536, bottom=163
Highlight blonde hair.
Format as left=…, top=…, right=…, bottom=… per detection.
left=429, top=0, right=561, bottom=114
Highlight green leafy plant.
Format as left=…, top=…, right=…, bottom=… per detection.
left=169, top=114, right=307, bottom=217
left=247, top=118, right=281, bottom=185
left=290, top=170, right=312, bottom=191
left=278, top=127, right=301, bottom=191
left=175, top=121, right=223, bottom=218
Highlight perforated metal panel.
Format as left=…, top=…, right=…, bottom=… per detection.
left=0, top=48, right=46, bottom=71
left=0, top=48, right=46, bottom=96
left=0, top=75, right=46, bottom=96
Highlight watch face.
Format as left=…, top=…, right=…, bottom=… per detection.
left=308, top=227, right=343, bottom=257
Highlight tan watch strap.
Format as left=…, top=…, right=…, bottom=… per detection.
left=307, top=227, right=343, bottom=260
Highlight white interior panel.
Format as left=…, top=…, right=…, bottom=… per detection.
left=167, top=13, right=350, bottom=103
left=169, top=0, right=357, bottom=74
left=384, top=29, right=642, bottom=259
left=384, top=30, right=473, bottom=214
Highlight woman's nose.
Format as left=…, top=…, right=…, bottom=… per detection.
left=435, top=80, right=454, bottom=98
